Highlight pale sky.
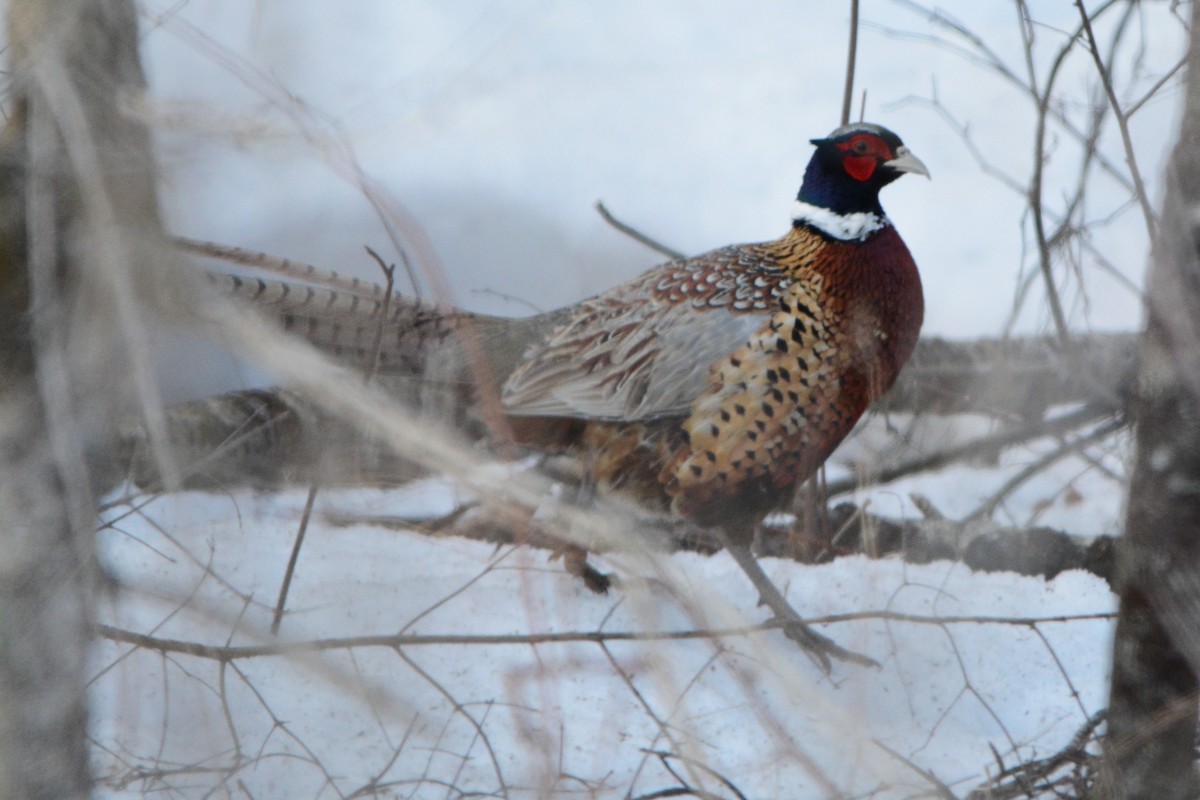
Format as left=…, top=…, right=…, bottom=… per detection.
left=142, top=1, right=1183, bottom=344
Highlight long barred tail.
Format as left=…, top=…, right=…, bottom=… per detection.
left=208, top=271, right=540, bottom=384
left=212, top=268, right=567, bottom=450
left=107, top=273, right=567, bottom=492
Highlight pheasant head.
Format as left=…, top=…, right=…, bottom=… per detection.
left=792, top=122, right=929, bottom=242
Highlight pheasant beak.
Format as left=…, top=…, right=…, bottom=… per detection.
left=885, top=146, right=931, bottom=179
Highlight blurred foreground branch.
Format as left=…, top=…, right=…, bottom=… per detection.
left=0, top=2, right=172, bottom=796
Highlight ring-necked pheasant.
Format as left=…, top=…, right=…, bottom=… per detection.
left=146, top=122, right=928, bottom=669
left=501, top=122, right=926, bottom=530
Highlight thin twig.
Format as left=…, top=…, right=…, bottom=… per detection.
left=393, top=647, right=508, bottom=796
left=642, top=750, right=750, bottom=800
left=824, top=404, right=1118, bottom=497
left=595, top=201, right=685, bottom=260
left=362, top=245, right=397, bottom=384
left=885, top=0, right=1135, bottom=192
left=841, top=0, right=860, bottom=126
left=1029, top=625, right=1091, bottom=720
left=1018, top=0, right=1073, bottom=344
left=96, top=610, right=1115, bottom=660
left=269, top=484, right=319, bottom=635
left=1126, top=54, right=1187, bottom=118
left=1074, top=0, right=1158, bottom=241
left=962, top=416, right=1126, bottom=523
left=968, top=710, right=1105, bottom=799
left=599, top=645, right=696, bottom=792
left=873, top=739, right=958, bottom=800
left=907, top=88, right=1144, bottom=310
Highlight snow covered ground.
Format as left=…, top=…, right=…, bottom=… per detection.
left=87, top=2, right=1180, bottom=796
left=91, top=415, right=1125, bottom=798
left=94, top=477, right=1116, bottom=798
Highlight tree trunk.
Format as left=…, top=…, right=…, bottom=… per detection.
left=0, top=2, right=168, bottom=797
left=1103, top=6, right=1200, bottom=797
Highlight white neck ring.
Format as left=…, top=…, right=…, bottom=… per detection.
left=791, top=200, right=889, bottom=241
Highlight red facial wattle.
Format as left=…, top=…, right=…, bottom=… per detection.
left=835, top=133, right=896, bottom=182
left=843, top=156, right=877, bottom=182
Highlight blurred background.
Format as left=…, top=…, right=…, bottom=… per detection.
left=140, top=1, right=1182, bottom=397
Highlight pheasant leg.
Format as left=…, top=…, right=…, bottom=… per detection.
left=718, top=530, right=878, bottom=673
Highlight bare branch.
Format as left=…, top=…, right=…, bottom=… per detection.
left=826, top=404, right=1118, bottom=499
left=269, top=484, right=319, bottom=635
left=841, top=0, right=861, bottom=126
left=1074, top=0, right=1158, bottom=240
left=962, top=416, right=1125, bottom=523
left=97, top=610, right=1115, bottom=661
left=1127, top=55, right=1187, bottom=118
left=594, top=201, right=686, bottom=260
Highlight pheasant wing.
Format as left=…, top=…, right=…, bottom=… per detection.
left=501, top=245, right=797, bottom=422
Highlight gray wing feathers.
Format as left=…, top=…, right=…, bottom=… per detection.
left=502, top=299, right=768, bottom=421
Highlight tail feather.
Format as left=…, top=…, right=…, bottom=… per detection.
left=106, top=273, right=572, bottom=492
left=209, top=272, right=561, bottom=391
